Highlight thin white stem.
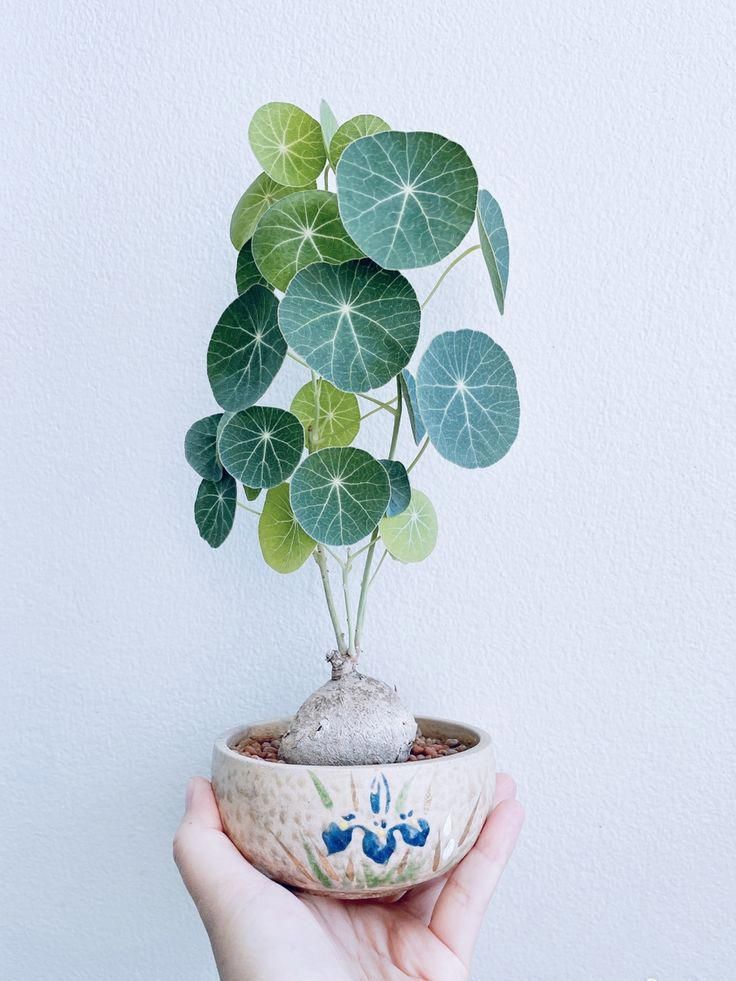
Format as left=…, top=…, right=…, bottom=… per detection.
left=342, top=549, right=356, bottom=656
left=322, top=545, right=345, bottom=569
left=407, top=436, right=430, bottom=473
left=356, top=393, right=397, bottom=412
left=287, top=350, right=309, bottom=368
left=236, top=501, right=261, bottom=516
left=368, top=549, right=388, bottom=587
left=421, top=244, right=481, bottom=309
left=314, top=546, right=347, bottom=654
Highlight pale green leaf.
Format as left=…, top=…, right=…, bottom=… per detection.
left=290, top=379, right=360, bottom=450
left=185, top=414, right=223, bottom=482
left=218, top=406, right=304, bottom=489
left=319, top=99, right=339, bottom=154
left=258, top=483, right=316, bottom=573
left=230, top=173, right=296, bottom=250
left=248, top=102, right=326, bottom=187
left=379, top=489, right=437, bottom=562
left=328, top=113, right=389, bottom=167
left=194, top=474, right=236, bottom=548
left=477, top=190, right=509, bottom=315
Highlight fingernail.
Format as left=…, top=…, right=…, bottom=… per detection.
left=185, top=777, right=195, bottom=810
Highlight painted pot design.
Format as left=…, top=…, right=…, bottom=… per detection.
left=212, top=716, right=495, bottom=899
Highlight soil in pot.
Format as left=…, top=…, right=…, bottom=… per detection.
left=233, top=730, right=473, bottom=764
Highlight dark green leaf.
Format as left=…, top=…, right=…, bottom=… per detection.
left=477, top=190, right=509, bottom=315
left=218, top=406, right=304, bottom=489
left=399, top=369, right=426, bottom=444
left=194, top=474, right=236, bottom=548
left=379, top=459, right=411, bottom=517
left=236, top=240, right=269, bottom=295
left=185, top=414, right=223, bottom=482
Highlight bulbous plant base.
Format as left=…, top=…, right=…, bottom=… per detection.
left=279, top=651, right=416, bottom=766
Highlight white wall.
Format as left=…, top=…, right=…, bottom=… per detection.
left=3, top=2, right=734, bottom=979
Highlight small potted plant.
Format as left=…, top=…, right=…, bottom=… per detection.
left=184, top=99, right=518, bottom=898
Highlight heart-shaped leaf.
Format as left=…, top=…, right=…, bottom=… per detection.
left=185, top=414, right=223, bottom=482
left=207, top=286, right=286, bottom=411
left=319, top=99, right=339, bottom=154
left=399, top=369, right=426, bottom=444
left=194, top=474, right=237, bottom=548
left=252, top=190, right=362, bottom=292
left=336, top=130, right=478, bottom=269
left=258, top=483, right=316, bottom=573
left=230, top=173, right=297, bottom=250
left=290, top=379, right=360, bottom=450
left=416, top=330, right=519, bottom=469
left=328, top=113, right=390, bottom=167
left=290, top=446, right=390, bottom=546
left=218, top=406, right=304, bottom=489
left=279, top=258, right=420, bottom=393
left=379, top=459, right=411, bottom=517
left=249, top=102, right=326, bottom=187
left=477, top=190, right=509, bottom=315
left=236, top=240, right=269, bottom=295
left=379, top=489, right=437, bottom=562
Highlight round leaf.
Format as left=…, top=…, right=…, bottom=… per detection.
left=336, top=130, right=478, bottom=269
left=290, top=379, right=360, bottom=450
left=379, top=459, right=411, bottom=517
left=319, top=99, right=339, bottom=153
left=185, top=414, right=223, bottom=482
left=379, top=489, right=437, bottom=563
left=399, top=369, right=426, bottom=444
left=236, top=240, right=269, bottom=295
left=290, top=447, right=390, bottom=546
left=230, top=172, right=296, bottom=250
left=207, top=286, right=286, bottom=411
left=258, top=483, right=316, bottom=573
left=248, top=102, right=326, bottom=187
left=279, top=258, right=420, bottom=393
left=416, top=330, right=519, bottom=469
left=477, top=190, right=509, bottom=315
left=328, top=113, right=390, bottom=167
left=218, top=406, right=304, bottom=489
left=251, top=190, right=362, bottom=292
left=194, top=474, right=236, bottom=548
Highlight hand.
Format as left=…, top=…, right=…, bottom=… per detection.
left=174, top=774, right=523, bottom=981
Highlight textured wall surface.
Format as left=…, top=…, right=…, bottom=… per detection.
left=2, top=2, right=734, bottom=979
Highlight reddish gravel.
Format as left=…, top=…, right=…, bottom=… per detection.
left=232, top=731, right=471, bottom=763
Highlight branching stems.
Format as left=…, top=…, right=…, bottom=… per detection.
left=421, top=244, right=481, bottom=309
left=356, top=393, right=397, bottom=412
left=287, top=350, right=309, bottom=368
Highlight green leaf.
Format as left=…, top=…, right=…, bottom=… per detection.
left=379, top=459, right=411, bottom=517
left=328, top=113, right=390, bottom=167
left=416, top=329, right=519, bottom=469
left=477, top=190, right=509, bottom=315
left=399, top=369, right=426, bottom=444
left=336, top=130, right=478, bottom=269
left=379, top=489, right=437, bottom=562
left=290, top=447, right=390, bottom=546
left=207, top=286, right=286, bottom=411
left=230, top=173, right=296, bottom=250
left=251, top=190, right=362, bottom=292
left=248, top=102, right=326, bottom=188
left=258, top=483, right=316, bottom=573
left=290, top=379, right=360, bottom=450
left=194, top=474, right=236, bottom=548
left=279, top=258, right=420, bottom=393
left=319, top=100, right=339, bottom=154
left=218, top=406, right=304, bottom=489
left=236, top=240, right=269, bottom=295
left=185, top=414, right=223, bottom=482
left=243, top=485, right=261, bottom=502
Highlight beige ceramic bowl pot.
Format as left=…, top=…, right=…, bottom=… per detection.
left=212, top=716, right=495, bottom=900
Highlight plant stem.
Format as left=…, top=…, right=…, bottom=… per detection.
left=356, top=393, right=397, bottom=412
left=323, top=167, right=330, bottom=191
left=287, top=350, right=309, bottom=368
left=314, top=546, right=347, bottom=653
left=421, top=244, right=481, bottom=309
left=342, top=549, right=356, bottom=656
left=407, top=435, right=430, bottom=473
left=322, top=544, right=345, bottom=569
left=236, top=501, right=261, bottom=516
left=368, top=549, right=388, bottom=587
left=388, top=376, right=403, bottom=460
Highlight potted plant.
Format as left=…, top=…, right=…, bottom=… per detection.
left=184, top=99, right=518, bottom=898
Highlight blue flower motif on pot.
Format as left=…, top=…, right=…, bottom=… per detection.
left=322, top=773, right=430, bottom=865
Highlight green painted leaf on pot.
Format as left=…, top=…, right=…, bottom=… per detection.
left=290, top=446, right=390, bottom=546
left=218, top=406, right=304, bottom=489
left=251, top=190, right=362, bottom=292
left=248, top=102, right=326, bottom=187
left=477, top=190, right=509, bottom=315
left=236, top=240, right=269, bottom=295
left=399, top=369, right=426, bottom=444
left=379, top=489, right=437, bottom=562
left=194, top=474, right=236, bottom=548
left=319, top=99, right=339, bottom=154
left=378, top=459, right=411, bottom=517
left=336, top=130, right=478, bottom=269
left=279, top=258, right=420, bottom=393
left=258, top=483, right=316, bottom=573
left=328, top=113, right=390, bottom=167
left=230, top=172, right=296, bottom=250
left=290, top=379, right=360, bottom=450
left=207, top=286, right=286, bottom=411
left=185, top=413, right=223, bottom=482
left=243, top=485, right=261, bottom=502
left=416, top=329, right=519, bottom=469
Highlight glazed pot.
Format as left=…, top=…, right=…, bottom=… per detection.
left=212, top=716, right=495, bottom=899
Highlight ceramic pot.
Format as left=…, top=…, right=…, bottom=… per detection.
left=212, top=715, right=495, bottom=899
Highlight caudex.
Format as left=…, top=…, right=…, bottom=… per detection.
left=184, top=100, right=519, bottom=766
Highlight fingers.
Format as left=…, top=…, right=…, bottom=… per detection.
left=429, top=791, right=524, bottom=966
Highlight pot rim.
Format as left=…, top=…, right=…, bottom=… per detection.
left=214, top=714, right=492, bottom=771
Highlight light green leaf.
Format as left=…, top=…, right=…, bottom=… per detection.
left=207, top=286, right=285, bottom=411
left=258, top=483, right=316, bottom=573
left=336, top=130, right=478, bottom=269
left=319, top=99, right=339, bottom=154
left=185, top=414, right=223, bottom=482
left=416, top=329, right=519, bottom=469
left=194, top=474, right=237, bottom=548
left=290, top=379, right=360, bottom=450
left=379, top=489, right=437, bottom=562
left=236, top=240, right=269, bottom=295
left=279, top=258, right=420, bottom=393
left=243, top=485, right=261, bottom=502
left=399, top=369, right=426, bottom=444
left=218, top=406, right=304, bottom=489
left=230, top=173, right=296, bottom=250
left=477, top=190, right=509, bottom=315
left=252, top=190, right=362, bottom=292
left=290, top=447, right=390, bottom=546
left=379, top=459, right=411, bottom=517
left=328, top=113, right=390, bottom=167
left=248, top=102, right=326, bottom=187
